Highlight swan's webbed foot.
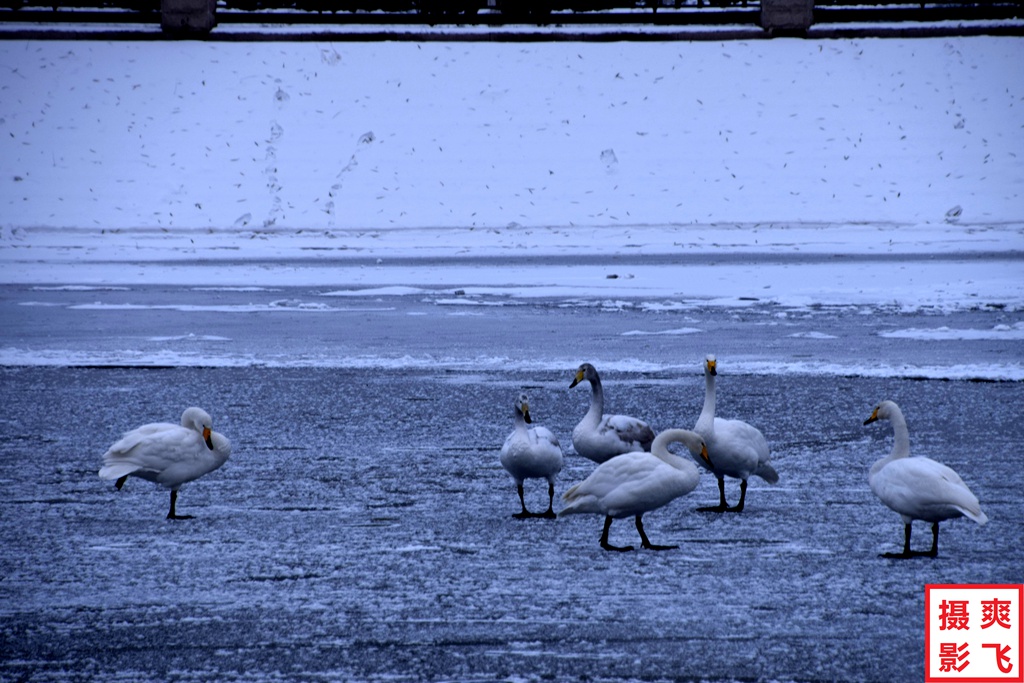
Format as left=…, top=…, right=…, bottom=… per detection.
left=166, top=490, right=193, bottom=520
left=698, top=477, right=731, bottom=512
left=641, top=541, right=679, bottom=551
left=540, top=483, right=557, bottom=519
left=513, top=510, right=557, bottom=520
left=881, top=550, right=914, bottom=559
left=881, top=523, right=937, bottom=558
left=881, top=549, right=937, bottom=559
left=599, top=515, right=633, bottom=551
left=601, top=540, right=634, bottom=552
left=725, top=480, right=747, bottom=512
left=512, top=484, right=539, bottom=520
left=635, top=515, right=676, bottom=551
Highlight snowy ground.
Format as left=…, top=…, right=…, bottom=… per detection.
left=0, top=33, right=1023, bottom=682
left=2, top=365, right=1022, bottom=682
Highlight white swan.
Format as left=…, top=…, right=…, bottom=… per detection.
left=500, top=393, right=564, bottom=519
left=559, top=428, right=709, bottom=551
left=569, top=363, right=655, bottom=463
left=864, top=400, right=987, bottom=558
left=98, top=407, right=232, bottom=519
left=693, top=355, right=778, bottom=512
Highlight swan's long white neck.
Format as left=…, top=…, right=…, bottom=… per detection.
left=583, top=376, right=605, bottom=426
left=651, top=429, right=699, bottom=472
left=513, top=406, right=530, bottom=436
left=695, top=368, right=716, bottom=434
left=871, top=406, right=911, bottom=476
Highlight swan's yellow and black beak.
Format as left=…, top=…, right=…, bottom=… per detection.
left=700, top=443, right=712, bottom=466
left=863, top=408, right=879, bottom=426
left=522, top=402, right=532, bottom=424
left=707, top=359, right=717, bottom=376
left=203, top=426, right=214, bottom=450
left=569, top=369, right=585, bottom=389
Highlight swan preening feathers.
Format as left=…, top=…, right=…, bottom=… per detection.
left=500, top=393, right=564, bottom=519
left=560, top=429, right=710, bottom=551
left=864, top=400, right=987, bottom=559
left=693, top=355, right=778, bottom=512
left=98, top=407, right=232, bottom=520
left=569, top=363, right=655, bottom=463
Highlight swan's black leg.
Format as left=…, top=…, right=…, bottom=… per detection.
left=698, top=476, right=730, bottom=512
left=636, top=514, right=677, bottom=550
left=917, top=522, right=940, bottom=558
left=600, top=515, right=633, bottom=552
left=512, top=483, right=532, bottom=519
left=166, top=490, right=194, bottom=520
left=882, top=522, right=914, bottom=558
left=539, top=481, right=557, bottom=519
left=727, top=479, right=747, bottom=513
left=115, top=475, right=128, bottom=491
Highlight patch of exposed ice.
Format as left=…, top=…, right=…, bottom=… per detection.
left=622, top=327, right=703, bottom=336
left=1, top=347, right=1019, bottom=381
left=788, top=331, right=839, bottom=340
left=321, top=286, right=426, bottom=297
left=31, top=285, right=131, bottom=292
left=878, top=323, right=1024, bottom=341
left=63, top=301, right=393, bottom=313
left=148, top=334, right=232, bottom=342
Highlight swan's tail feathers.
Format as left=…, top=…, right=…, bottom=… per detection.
left=557, top=499, right=596, bottom=518
left=558, top=483, right=599, bottom=518
left=99, top=462, right=140, bottom=481
left=755, top=462, right=779, bottom=485
left=558, top=483, right=580, bottom=518
left=959, top=505, right=989, bottom=526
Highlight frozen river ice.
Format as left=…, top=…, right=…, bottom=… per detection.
left=1, top=281, right=1022, bottom=682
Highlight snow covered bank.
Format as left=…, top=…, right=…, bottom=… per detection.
left=2, top=36, right=1022, bottom=305
left=1, top=37, right=1021, bottom=232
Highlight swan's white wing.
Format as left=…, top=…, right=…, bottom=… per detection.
left=601, top=461, right=697, bottom=518
left=100, top=426, right=229, bottom=488
left=156, top=431, right=231, bottom=487
left=602, top=414, right=655, bottom=450
left=103, top=422, right=180, bottom=458
left=97, top=461, right=146, bottom=480
left=561, top=453, right=695, bottom=518
left=500, top=430, right=520, bottom=460
left=871, top=456, right=986, bottom=524
left=705, top=417, right=771, bottom=480
left=530, top=426, right=561, bottom=450
left=562, top=453, right=650, bottom=510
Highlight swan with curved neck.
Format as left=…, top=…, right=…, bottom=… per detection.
left=864, top=399, right=987, bottom=558
left=98, top=407, right=232, bottom=520
left=693, top=355, right=777, bottom=512
left=560, top=428, right=710, bottom=551
left=569, top=362, right=655, bottom=463
left=500, top=393, right=564, bottom=519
